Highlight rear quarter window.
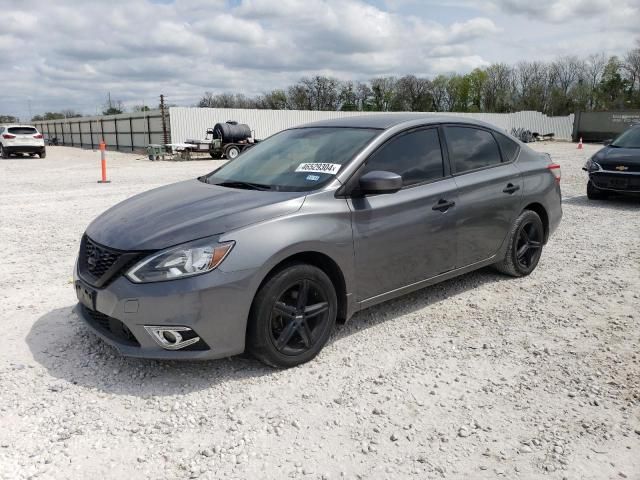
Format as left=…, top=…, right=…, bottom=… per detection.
left=494, top=132, right=520, bottom=162
left=8, top=127, right=38, bottom=135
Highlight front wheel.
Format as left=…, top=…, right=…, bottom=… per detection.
left=586, top=180, right=607, bottom=200
left=494, top=210, right=544, bottom=277
left=247, top=264, right=337, bottom=368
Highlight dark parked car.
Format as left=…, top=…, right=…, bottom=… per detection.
left=74, top=115, right=562, bottom=368
left=583, top=124, right=640, bottom=199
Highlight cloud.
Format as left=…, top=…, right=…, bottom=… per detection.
left=0, top=0, right=637, bottom=119
left=488, top=0, right=639, bottom=25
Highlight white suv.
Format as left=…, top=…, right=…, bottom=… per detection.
left=0, top=125, right=46, bottom=158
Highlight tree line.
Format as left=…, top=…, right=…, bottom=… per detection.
left=8, top=42, right=640, bottom=123
left=199, top=45, right=640, bottom=116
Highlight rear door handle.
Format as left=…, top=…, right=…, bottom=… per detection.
left=503, top=183, right=520, bottom=194
left=432, top=198, right=456, bottom=212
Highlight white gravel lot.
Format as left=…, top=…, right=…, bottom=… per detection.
left=0, top=143, right=639, bottom=480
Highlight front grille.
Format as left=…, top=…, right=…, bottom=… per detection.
left=82, top=306, right=140, bottom=347
left=600, top=163, right=640, bottom=173
left=591, top=172, right=640, bottom=191
left=78, top=235, right=146, bottom=288
left=85, top=237, right=121, bottom=278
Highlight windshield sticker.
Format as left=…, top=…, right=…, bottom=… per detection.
left=306, top=174, right=320, bottom=181
left=295, top=163, right=342, bottom=175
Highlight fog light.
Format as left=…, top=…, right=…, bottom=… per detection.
left=144, top=326, right=201, bottom=350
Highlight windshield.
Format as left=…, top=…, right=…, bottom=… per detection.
left=611, top=127, right=640, bottom=148
left=203, top=127, right=379, bottom=192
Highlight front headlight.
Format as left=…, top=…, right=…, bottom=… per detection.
left=583, top=158, right=601, bottom=172
left=126, top=238, right=234, bottom=283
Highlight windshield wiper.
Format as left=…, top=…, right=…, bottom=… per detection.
left=216, top=181, right=272, bottom=191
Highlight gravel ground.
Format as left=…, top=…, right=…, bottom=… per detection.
left=0, top=143, right=639, bottom=480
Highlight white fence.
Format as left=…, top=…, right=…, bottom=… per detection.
left=32, top=108, right=575, bottom=152
left=169, top=107, right=574, bottom=143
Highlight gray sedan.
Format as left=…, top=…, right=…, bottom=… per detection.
left=74, top=115, right=562, bottom=368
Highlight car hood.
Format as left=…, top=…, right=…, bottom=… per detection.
left=85, top=179, right=306, bottom=251
left=594, top=146, right=640, bottom=167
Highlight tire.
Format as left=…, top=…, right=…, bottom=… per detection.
left=247, top=264, right=337, bottom=368
left=494, top=210, right=544, bottom=277
left=225, top=145, right=241, bottom=160
left=586, top=180, right=607, bottom=200
left=39, top=149, right=46, bottom=159
left=0, top=145, right=8, bottom=159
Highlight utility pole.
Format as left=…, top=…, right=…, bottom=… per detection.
left=160, top=94, right=169, bottom=144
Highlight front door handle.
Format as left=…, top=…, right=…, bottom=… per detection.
left=503, top=183, right=520, bottom=194
left=432, top=198, right=456, bottom=212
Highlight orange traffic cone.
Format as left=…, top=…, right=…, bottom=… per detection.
left=97, top=141, right=110, bottom=183
left=577, top=137, right=583, bottom=150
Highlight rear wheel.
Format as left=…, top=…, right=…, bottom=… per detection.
left=247, top=264, right=337, bottom=368
left=39, top=149, right=46, bottom=159
left=586, top=180, right=607, bottom=200
left=0, top=145, right=8, bottom=158
left=495, top=210, right=544, bottom=277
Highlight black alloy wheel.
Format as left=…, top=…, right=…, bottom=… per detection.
left=514, top=220, right=543, bottom=270
left=495, top=209, right=544, bottom=277
left=248, top=264, right=337, bottom=368
left=269, top=279, right=330, bottom=356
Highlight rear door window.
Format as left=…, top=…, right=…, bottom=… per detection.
left=8, top=127, right=38, bottom=135
left=362, top=128, right=444, bottom=187
left=445, top=126, right=502, bottom=174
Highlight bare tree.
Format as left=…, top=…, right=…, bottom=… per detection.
left=393, top=75, right=432, bottom=111
left=584, top=53, right=607, bottom=109
left=429, top=75, right=449, bottom=111
left=370, top=77, right=397, bottom=111
left=483, top=64, right=514, bottom=112
left=355, top=82, right=372, bottom=111
left=623, top=46, right=640, bottom=99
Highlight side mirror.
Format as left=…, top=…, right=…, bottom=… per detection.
left=603, top=139, right=612, bottom=146
left=358, top=170, right=403, bottom=195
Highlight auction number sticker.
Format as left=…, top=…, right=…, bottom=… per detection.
left=295, top=163, right=342, bottom=175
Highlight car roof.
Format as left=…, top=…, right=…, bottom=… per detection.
left=297, top=113, right=501, bottom=131
left=0, top=124, right=38, bottom=128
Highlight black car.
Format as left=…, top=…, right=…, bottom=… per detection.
left=584, top=124, right=640, bottom=199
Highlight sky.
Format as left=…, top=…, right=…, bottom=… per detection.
left=1, top=0, right=639, bottom=119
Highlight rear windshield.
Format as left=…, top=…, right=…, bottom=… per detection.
left=8, top=127, right=38, bottom=135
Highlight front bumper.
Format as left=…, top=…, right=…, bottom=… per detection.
left=589, top=171, right=640, bottom=193
left=73, top=264, right=259, bottom=360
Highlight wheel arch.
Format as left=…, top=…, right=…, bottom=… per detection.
left=253, top=251, right=349, bottom=324
left=522, top=202, right=549, bottom=243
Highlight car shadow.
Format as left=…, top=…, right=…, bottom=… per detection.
left=330, top=266, right=507, bottom=343
left=27, top=267, right=507, bottom=397
left=26, top=306, right=274, bottom=397
left=563, top=194, right=640, bottom=210
left=0, top=155, right=42, bottom=160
